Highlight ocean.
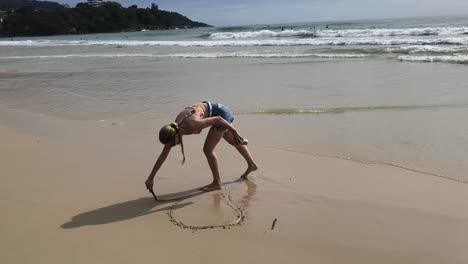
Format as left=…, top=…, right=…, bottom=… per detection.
left=1, top=16, right=468, bottom=182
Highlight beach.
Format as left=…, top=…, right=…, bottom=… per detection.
left=1, top=16, right=468, bottom=263
left=1, top=106, right=468, bottom=264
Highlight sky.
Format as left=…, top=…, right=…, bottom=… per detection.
left=55, top=0, right=468, bottom=26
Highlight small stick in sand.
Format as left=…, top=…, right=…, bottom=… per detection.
left=150, top=188, right=158, bottom=201
left=271, top=218, right=277, bottom=230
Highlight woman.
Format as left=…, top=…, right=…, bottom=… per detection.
left=145, top=101, right=258, bottom=192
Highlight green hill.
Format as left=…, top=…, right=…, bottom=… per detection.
left=0, top=1, right=210, bottom=37
left=0, top=0, right=65, bottom=12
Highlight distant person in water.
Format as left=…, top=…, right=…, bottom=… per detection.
left=145, top=101, right=258, bottom=192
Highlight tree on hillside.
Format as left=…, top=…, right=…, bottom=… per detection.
left=0, top=1, right=210, bottom=37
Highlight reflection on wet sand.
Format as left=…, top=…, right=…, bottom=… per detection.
left=240, top=179, right=257, bottom=208
left=211, top=179, right=257, bottom=211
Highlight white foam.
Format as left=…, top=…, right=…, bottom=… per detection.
left=207, top=27, right=468, bottom=39
left=395, top=45, right=468, bottom=54
left=0, top=54, right=160, bottom=59
left=167, top=52, right=368, bottom=58
left=206, top=27, right=468, bottom=39
left=311, top=53, right=368, bottom=58
left=209, top=29, right=315, bottom=39
left=316, top=27, right=468, bottom=38
left=0, top=52, right=369, bottom=60
left=166, top=52, right=309, bottom=58
left=398, top=54, right=468, bottom=63
left=2, top=36, right=468, bottom=47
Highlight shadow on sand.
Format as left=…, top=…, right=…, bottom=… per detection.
left=61, top=187, right=204, bottom=229
left=61, top=179, right=252, bottom=229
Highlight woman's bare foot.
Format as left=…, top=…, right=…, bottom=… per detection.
left=200, top=182, right=223, bottom=192
left=240, top=163, right=258, bottom=180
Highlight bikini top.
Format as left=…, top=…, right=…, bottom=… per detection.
left=176, top=104, right=205, bottom=125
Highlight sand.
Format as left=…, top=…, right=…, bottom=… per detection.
left=1, top=108, right=468, bottom=264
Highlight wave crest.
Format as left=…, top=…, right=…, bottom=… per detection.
left=207, top=27, right=468, bottom=40
left=314, top=27, right=467, bottom=38
left=0, top=52, right=369, bottom=60
left=209, top=29, right=316, bottom=39
left=2, top=37, right=467, bottom=47
left=398, top=54, right=468, bottom=64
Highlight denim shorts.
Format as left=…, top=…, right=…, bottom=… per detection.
left=203, top=101, right=234, bottom=131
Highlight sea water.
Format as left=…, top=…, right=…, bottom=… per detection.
left=1, top=16, right=467, bottom=181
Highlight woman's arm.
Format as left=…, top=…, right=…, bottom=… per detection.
left=145, top=144, right=172, bottom=190
left=195, top=116, right=242, bottom=140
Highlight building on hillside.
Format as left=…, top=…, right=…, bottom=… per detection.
left=0, top=10, right=6, bottom=24
left=86, top=0, right=104, bottom=7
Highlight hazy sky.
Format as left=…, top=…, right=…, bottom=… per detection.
left=55, top=0, right=468, bottom=26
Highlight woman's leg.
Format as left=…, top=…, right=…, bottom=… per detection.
left=223, top=130, right=258, bottom=179
left=201, top=128, right=225, bottom=191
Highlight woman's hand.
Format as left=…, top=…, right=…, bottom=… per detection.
left=235, top=132, right=249, bottom=145
left=145, top=144, right=172, bottom=192
left=145, top=177, right=154, bottom=191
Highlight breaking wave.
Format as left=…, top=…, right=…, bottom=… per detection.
left=0, top=52, right=369, bottom=60
left=315, top=27, right=468, bottom=38
left=398, top=54, right=468, bottom=64
left=390, top=45, right=468, bottom=54
left=207, top=27, right=468, bottom=39
left=2, top=37, right=468, bottom=47
left=209, top=29, right=316, bottom=39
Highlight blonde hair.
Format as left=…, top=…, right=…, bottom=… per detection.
left=159, top=122, right=185, bottom=164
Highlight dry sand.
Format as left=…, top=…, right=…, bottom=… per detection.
left=1, top=108, right=468, bottom=264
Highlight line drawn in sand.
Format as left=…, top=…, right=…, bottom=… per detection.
left=155, top=179, right=257, bottom=231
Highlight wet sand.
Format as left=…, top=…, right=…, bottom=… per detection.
left=1, top=107, right=468, bottom=264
